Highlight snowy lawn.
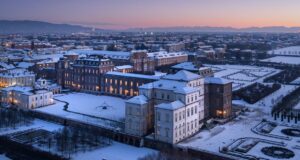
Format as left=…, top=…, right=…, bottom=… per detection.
left=37, top=93, right=126, bottom=122
left=36, top=93, right=127, bottom=129
left=233, top=85, right=299, bottom=113
left=261, top=56, right=300, bottom=65
left=73, top=141, right=157, bottom=160
left=0, top=154, right=11, bottom=160
left=0, top=119, right=63, bottom=136
left=179, top=109, right=300, bottom=160
left=204, top=64, right=281, bottom=91
left=55, top=93, right=126, bottom=121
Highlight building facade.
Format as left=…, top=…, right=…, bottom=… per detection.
left=1, top=86, right=54, bottom=109
left=102, top=72, right=161, bottom=97
left=125, top=70, right=205, bottom=144
left=0, top=69, right=35, bottom=88
left=204, top=77, right=232, bottom=119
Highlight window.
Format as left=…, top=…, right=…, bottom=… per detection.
left=157, top=127, right=160, bottom=135
left=157, top=112, right=161, bottom=121
left=165, top=128, right=169, bottom=138
left=165, top=113, right=169, bottom=122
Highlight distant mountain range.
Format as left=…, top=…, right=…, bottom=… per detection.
left=0, top=20, right=300, bottom=34
left=128, top=26, right=300, bottom=33
left=0, top=20, right=100, bottom=34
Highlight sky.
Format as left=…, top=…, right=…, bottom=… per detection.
left=0, top=0, right=300, bottom=30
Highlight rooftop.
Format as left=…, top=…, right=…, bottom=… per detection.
left=106, top=71, right=161, bottom=80
left=155, top=100, right=185, bottom=110
left=126, top=95, right=148, bottom=105
left=163, top=70, right=202, bottom=82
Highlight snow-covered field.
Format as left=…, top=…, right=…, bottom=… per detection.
left=0, top=118, right=156, bottom=160
left=73, top=142, right=157, bottom=160
left=261, top=56, right=300, bottom=65
left=179, top=109, right=300, bottom=160
left=204, top=64, right=281, bottom=91
left=55, top=93, right=126, bottom=121
left=267, top=46, right=300, bottom=56
left=0, top=154, right=11, bottom=160
left=233, top=85, right=299, bottom=113
left=180, top=84, right=300, bottom=159
left=36, top=93, right=127, bottom=129
left=293, top=101, right=300, bottom=110
left=0, top=119, right=62, bottom=136
left=291, top=77, right=300, bottom=85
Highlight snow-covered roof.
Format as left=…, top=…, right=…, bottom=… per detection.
left=0, top=69, right=35, bottom=78
left=2, top=86, right=32, bottom=92
left=106, top=71, right=161, bottom=80
left=204, top=77, right=232, bottom=85
left=70, top=49, right=132, bottom=60
left=155, top=100, right=185, bottom=111
left=2, top=86, right=50, bottom=96
left=163, top=70, right=201, bottom=81
left=126, top=95, right=148, bottom=105
left=0, top=62, right=15, bottom=70
left=172, top=62, right=198, bottom=71
left=114, top=65, right=133, bottom=70
left=147, top=51, right=187, bottom=59
left=17, top=62, right=34, bottom=69
left=174, top=87, right=198, bottom=94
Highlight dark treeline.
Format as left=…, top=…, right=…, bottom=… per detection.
left=233, top=83, right=281, bottom=104
left=38, top=126, right=112, bottom=158
left=0, top=108, right=34, bottom=130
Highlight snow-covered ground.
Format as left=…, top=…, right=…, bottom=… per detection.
left=73, top=141, right=157, bottom=160
left=0, top=154, right=11, bottom=160
left=233, top=85, right=299, bottom=113
left=204, top=64, right=281, bottom=91
left=0, top=118, right=156, bottom=160
left=261, top=56, right=300, bottom=65
left=36, top=93, right=127, bottom=129
left=0, top=119, right=63, bottom=136
left=179, top=109, right=300, bottom=160
left=267, top=46, right=300, bottom=56
left=55, top=93, right=126, bottom=121
left=293, top=101, right=300, bottom=110
left=180, top=84, right=300, bottom=159
left=290, top=77, right=300, bottom=85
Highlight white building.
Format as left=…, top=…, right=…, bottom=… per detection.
left=0, top=69, right=35, bottom=88
left=35, top=78, right=61, bottom=94
left=1, top=86, right=54, bottom=109
left=125, top=70, right=205, bottom=144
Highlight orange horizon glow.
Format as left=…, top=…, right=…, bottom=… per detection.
left=1, top=0, right=300, bottom=30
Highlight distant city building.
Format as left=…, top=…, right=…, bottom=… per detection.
left=171, top=62, right=214, bottom=77
left=165, top=42, right=185, bottom=52
left=131, top=50, right=155, bottom=73
left=1, top=86, right=54, bottom=109
left=0, top=69, right=35, bottom=88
